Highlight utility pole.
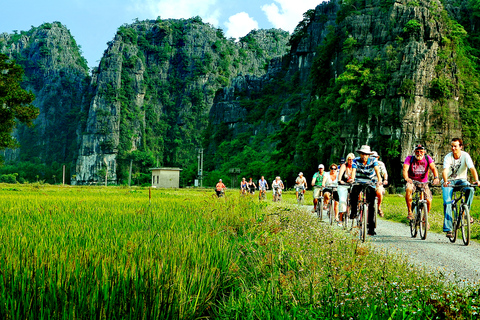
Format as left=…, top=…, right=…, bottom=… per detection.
left=197, top=148, right=204, bottom=187
left=103, top=157, right=108, bottom=187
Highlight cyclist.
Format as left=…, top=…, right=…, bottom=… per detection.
left=323, top=164, right=340, bottom=224
left=371, top=151, right=388, bottom=217
left=442, top=138, right=480, bottom=238
left=258, top=176, right=269, bottom=200
left=350, top=145, right=383, bottom=236
left=338, top=153, right=355, bottom=223
left=311, top=164, right=327, bottom=212
left=240, top=177, right=248, bottom=195
left=402, top=144, right=439, bottom=220
left=215, top=179, right=226, bottom=197
left=272, top=176, right=284, bottom=201
left=295, top=172, right=307, bottom=201
left=247, top=177, right=256, bottom=195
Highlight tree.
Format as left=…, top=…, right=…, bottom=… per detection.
left=0, top=53, right=38, bottom=150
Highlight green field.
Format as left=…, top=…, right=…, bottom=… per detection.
left=0, top=184, right=478, bottom=319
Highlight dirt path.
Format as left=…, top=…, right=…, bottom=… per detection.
left=308, top=206, right=480, bottom=287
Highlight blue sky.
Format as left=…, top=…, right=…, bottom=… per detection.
left=1, top=0, right=325, bottom=69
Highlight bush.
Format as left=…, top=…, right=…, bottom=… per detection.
left=0, top=173, right=18, bottom=184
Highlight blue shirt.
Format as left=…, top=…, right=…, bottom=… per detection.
left=352, top=157, right=378, bottom=183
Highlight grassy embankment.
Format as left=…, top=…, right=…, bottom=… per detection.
left=0, top=184, right=478, bottom=319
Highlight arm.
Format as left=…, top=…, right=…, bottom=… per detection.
left=429, top=162, right=440, bottom=185
left=374, top=166, right=382, bottom=185
left=338, top=164, right=346, bottom=184
left=311, top=174, right=316, bottom=187
left=442, top=168, right=449, bottom=187
left=382, top=164, right=388, bottom=184
left=469, top=167, right=480, bottom=185
left=403, top=163, right=412, bottom=184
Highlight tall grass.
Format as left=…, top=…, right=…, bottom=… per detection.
left=0, top=185, right=477, bottom=318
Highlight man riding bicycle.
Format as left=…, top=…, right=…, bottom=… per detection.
left=403, top=144, right=440, bottom=220
left=295, top=172, right=307, bottom=201
left=258, top=176, right=269, bottom=200
left=350, top=145, right=383, bottom=236
left=311, top=164, right=327, bottom=212
left=442, top=138, right=480, bottom=238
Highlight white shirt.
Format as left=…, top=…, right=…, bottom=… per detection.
left=443, top=151, right=474, bottom=180
left=323, top=171, right=338, bottom=187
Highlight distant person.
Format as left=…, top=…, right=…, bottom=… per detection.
left=215, top=179, right=226, bottom=197
left=258, top=176, right=269, bottom=200
left=295, top=172, right=307, bottom=201
left=371, top=151, right=388, bottom=217
left=247, top=177, right=256, bottom=195
left=240, top=177, right=248, bottom=195
left=311, top=164, right=327, bottom=212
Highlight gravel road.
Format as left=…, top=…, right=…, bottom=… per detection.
left=309, top=206, right=480, bottom=287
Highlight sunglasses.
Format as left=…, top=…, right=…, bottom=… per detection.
left=331, top=167, right=337, bottom=170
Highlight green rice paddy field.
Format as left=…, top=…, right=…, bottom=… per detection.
left=0, top=184, right=479, bottom=319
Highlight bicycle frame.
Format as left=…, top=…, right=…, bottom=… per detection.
left=410, top=181, right=430, bottom=240
left=350, top=182, right=376, bottom=242
left=446, top=182, right=477, bottom=245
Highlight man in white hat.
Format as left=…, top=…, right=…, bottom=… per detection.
left=295, top=172, right=307, bottom=202
left=350, top=145, right=383, bottom=236
left=311, top=164, right=326, bottom=212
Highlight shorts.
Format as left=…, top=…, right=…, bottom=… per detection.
left=323, top=188, right=339, bottom=201
left=273, top=187, right=282, bottom=195
left=406, top=182, right=432, bottom=200
left=295, top=186, right=305, bottom=192
left=313, top=187, right=323, bottom=199
left=259, top=187, right=266, bottom=191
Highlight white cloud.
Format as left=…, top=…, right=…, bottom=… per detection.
left=128, top=0, right=220, bottom=26
left=261, top=0, right=324, bottom=33
left=224, top=12, right=259, bottom=40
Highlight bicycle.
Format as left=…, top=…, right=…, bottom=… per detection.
left=445, top=181, right=477, bottom=246
left=324, top=185, right=337, bottom=226
left=409, top=181, right=431, bottom=240
left=273, top=186, right=283, bottom=202
left=314, top=187, right=325, bottom=221
left=338, top=183, right=352, bottom=230
left=350, top=181, right=376, bottom=242
left=259, top=188, right=267, bottom=200
left=296, top=185, right=306, bottom=205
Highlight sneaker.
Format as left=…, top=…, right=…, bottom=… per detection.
left=407, top=212, right=414, bottom=220
left=378, top=209, right=384, bottom=217
left=446, top=231, right=454, bottom=238
left=337, top=222, right=343, bottom=227
left=368, top=230, right=377, bottom=236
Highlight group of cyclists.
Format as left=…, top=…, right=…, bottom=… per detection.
left=304, top=138, right=480, bottom=238
left=216, top=138, right=479, bottom=239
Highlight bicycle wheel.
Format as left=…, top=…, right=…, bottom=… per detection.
left=460, top=204, right=471, bottom=246
left=318, top=198, right=324, bottom=220
left=410, top=203, right=418, bottom=238
left=418, top=202, right=428, bottom=240
left=360, top=204, right=367, bottom=242
left=449, top=206, right=457, bottom=243
left=343, top=206, right=349, bottom=230
left=329, top=201, right=334, bottom=225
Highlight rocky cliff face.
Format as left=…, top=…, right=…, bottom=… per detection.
left=209, top=0, right=468, bottom=181
left=74, top=18, right=289, bottom=184
left=0, top=22, right=90, bottom=177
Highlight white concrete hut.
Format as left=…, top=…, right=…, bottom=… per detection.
left=150, top=167, right=182, bottom=188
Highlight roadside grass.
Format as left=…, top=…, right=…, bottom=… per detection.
left=0, top=184, right=478, bottom=318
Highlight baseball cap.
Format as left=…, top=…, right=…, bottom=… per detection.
left=318, top=164, right=324, bottom=169
left=340, top=157, right=346, bottom=164
left=298, top=172, right=303, bottom=176
left=414, top=144, right=425, bottom=151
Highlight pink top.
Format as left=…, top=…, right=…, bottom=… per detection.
left=404, top=155, right=433, bottom=183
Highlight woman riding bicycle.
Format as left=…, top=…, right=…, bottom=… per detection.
left=295, top=172, right=307, bottom=202
left=338, top=153, right=355, bottom=223
left=272, top=176, right=284, bottom=201
left=323, top=164, right=340, bottom=225
left=240, top=177, right=248, bottom=195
